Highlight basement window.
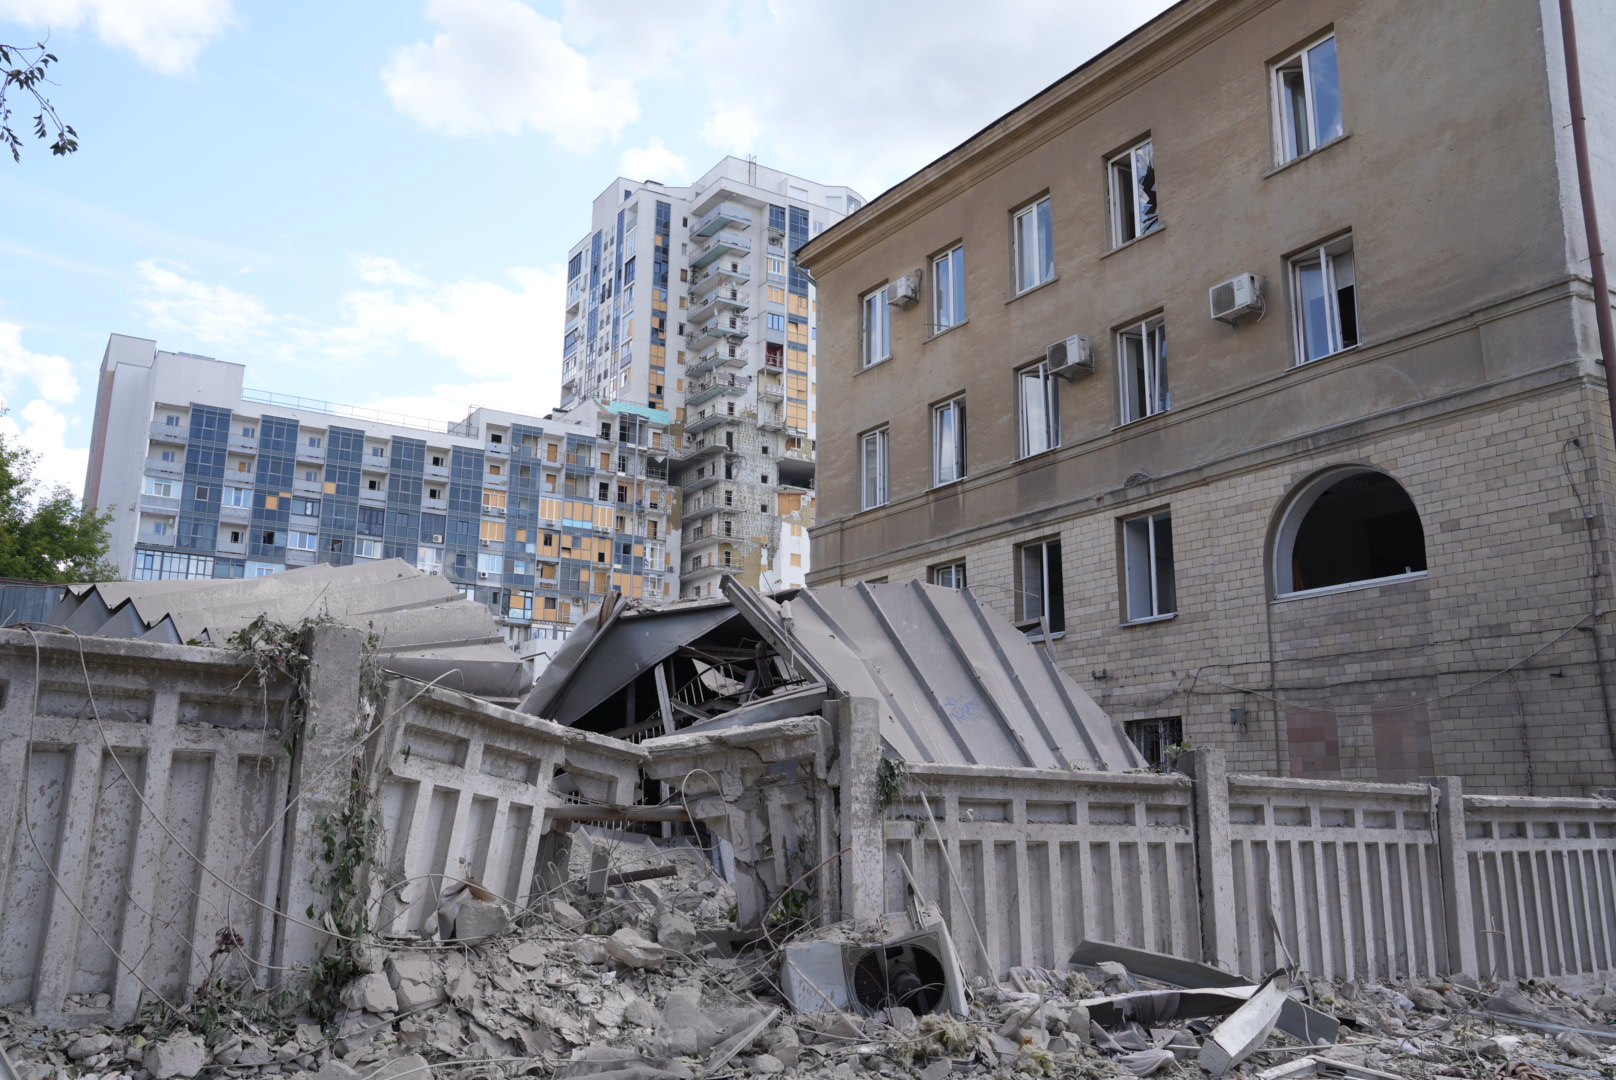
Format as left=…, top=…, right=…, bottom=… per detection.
left=1273, top=468, right=1427, bottom=596
left=1126, top=716, right=1183, bottom=770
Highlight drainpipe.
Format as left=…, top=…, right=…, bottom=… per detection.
left=1559, top=0, right=1616, bottom=774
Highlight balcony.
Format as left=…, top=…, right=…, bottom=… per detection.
left=566, top=277, right=585, bottom=311
left=690, top=231, right=752, bottom=269
left=227, top=433, right=258, bottom=453
left=774, top=441, right=817, bottom=464
left=756, top=409, right=786, bottom=432
left=682, top=559, right=739, bottom=583
left=685, top=405, right=753, bottom=436
left=690, top=263, right=751, bottom=297
left=687, top=345, right=748, bottom=378
left=687, top=290, right=748, bottom=326
left=137, top=532, right=176, bottom=550
left=686, top=314, right=750, bottom=351
left=756, top=375, right=784, bottom=402
left=682, top=493, right=732, bottom=522
left=693, top=202, right=754, bottom=237
left=220, top=501, right=251, bottom=521
left=148, top=421, right=186, bottom=443
left=687, top=372, right=752, bottom=408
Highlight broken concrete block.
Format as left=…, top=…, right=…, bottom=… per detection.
left=751, top=1054, right=785, bottom=1075
left=67, top=1035, right=115, bottom=1060
left=341, top=974, right=398, bottom=1014
left=1406, top=987, right=1445, bottom=1012
left=1590, top=992, right=1616, bottom=1015
left=146, top=1036, right=207, bottom=1079
left=507, top=941, right=549, bottom=968
left=546, top=900, right=587, bottom=931
left=574, top=936, right=612, bottom=965
left=653, top=910, right=697, bottom=953
left=918, top=1061, right=952, bottom=1080
left=384, top=956, right=438, bottom=989
left=394, top=978, right=446, bottom=1010
left=1556, top=1031, right=1602, bottom=1059
left=236, top=1039, right=273, bottom=1067
left=360, top=1054, right=431, bottom=1080
left=451, top=899, right=508, bottom=942
left=605, top=927, right=666, bottom=970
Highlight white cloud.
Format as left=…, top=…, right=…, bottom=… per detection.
left=351, top=253, right=429, bottom=288
left=132, top=257, right=274, bottom=344
left=0, top=0, right=235, bottom=74
left=0, top=399, right=86, bottom=497
left=619, top=138, right=688, bottom=184
left=382, top=0, right=637, bottom=152
left=0, top=322, right=78, bottom=404
left=694, top=0, right=1180, bottom=198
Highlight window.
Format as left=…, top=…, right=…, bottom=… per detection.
left=304, top=470, right=318, bottom=482
left=1272, top=468, right=1427, bottom=595
left=225, top=486, right=251, bottom=506
left=240, top=426, right=255, bottom=438
left=860, top=286, right=891, bottom=368
left=930, top=562, right=967, bottom=589
left=372, top=445, right=386, bottom=457
left=293, top=497, right=319, bottom=516
left=478, top=553, right=503, bottom=575
left=1012, top=196, right=1054, bottom=293
left=416, top=547, right=443, bottom=575
left=354, top=538, right=381, bottom=559
left=164, top=414, right=180, bottom=427
left=150, top=519, right=170, bottom=536
left=1017, top=361, right=1060, bottom=457
left=142, top=477, right=174, bottom=498
left=1291, top=235, right=1358, bottom=363
left=160, top=450, right=177, bottom=463
left=427, top=487, right=442, bottom=500
left=1273, top=34, right=1343, bottom=163
left=307, top=436, right=322, bottom=448
left=1123, top=510, right=1176, bottom=621
left=288, top=530, right=318, bottom=551
left=1016, top=538, right=1064, bottom=635
left=1108, top=139, right=1158, bottom=245
left=228, top=530, right=242, bottom=544
left=367, top=479, right=381, bottom=491
left=932, top=397, right=966, bottom=486
left=860, top=427, right=889, bottom=510
left=1126, top=716, right=1184, bottom=770
left=932, top=245, right=965, bottom=331
left=1118, top=315, right=1169, bottom=423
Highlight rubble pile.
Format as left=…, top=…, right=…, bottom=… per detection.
left=4, top=833, right=1616, bottom=1080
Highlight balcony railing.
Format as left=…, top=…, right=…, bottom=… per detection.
left=691, top=232, right=753, bottom=269
left=693, top=202, right=754, bottom=236
left=687, top=346, right=748, bottom=378
left=690, top=263, right=751, bottom=296
left=148, top=421, right=187, bottom=441
left=687, top=372, right=752, bottom=408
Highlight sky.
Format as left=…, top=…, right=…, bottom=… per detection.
left=0, top=0, right=1177, bottom=499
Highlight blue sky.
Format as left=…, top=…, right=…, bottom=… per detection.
left=0, top=0, right=1175, bottom=498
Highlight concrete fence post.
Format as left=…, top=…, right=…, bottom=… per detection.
left=1424, top=774, right=1478, bottom=976
left=1181, top=747, right=1239, bottom=972
left=271, top=624, right=368, bottom=984
left=838, top=694, right=884, bottom=921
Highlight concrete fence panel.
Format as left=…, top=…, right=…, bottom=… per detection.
left=883, top=763, right=1200, bottom=978
left=1460, top=793, right=1616, bottom=981
left=1223, top=774, right=1447, bottom=982
left=370, top=680, right=646, bottom=934
left=0, top=629, right=298, bottom=1027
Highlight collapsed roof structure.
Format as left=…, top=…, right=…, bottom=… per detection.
left=522, top=577, right=1142, bottom=770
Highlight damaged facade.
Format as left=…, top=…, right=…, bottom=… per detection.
left=795, top=0, right=1616, bottom=795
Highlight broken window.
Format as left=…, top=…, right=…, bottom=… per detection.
left=1108, top=138, right=1158, bottom=245
left=1273, top=469, right=1427, bottom=595
left=932, top=397, right=966, bottom=486
left=1018, top=361, right=1060, bottom=457
left=1274, top=33, right=1344, bottom=163
left=861, top=427, right=889, bottom=511
left=1012, top=196, right=1054, bottom=293
left=1123, top=510, right=1176, bottom=621
left=1118, top=315, right=1168, bottom=423
left=1015, top=537, right=1064, bottom=635
left=1291, top=234, right=1358, bottom=363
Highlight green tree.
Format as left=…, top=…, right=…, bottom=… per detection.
left=1, top=40, right=78, bottom=163
left=0, top=433, right=116, bottom=582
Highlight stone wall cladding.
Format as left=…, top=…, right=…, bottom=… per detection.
left=814, top=380, right=1616, bottom=795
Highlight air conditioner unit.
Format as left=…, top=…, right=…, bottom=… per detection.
left=431, top=534, right=445, bottom=544
left=478, top=571, right=490, bottom=579
left=887, top=272, right=922, bottom=310
left=781, top=916, right=967, bottom=1018
left=479, top=539, right=491, bottom=547
left=1210, top=272, right=1265, bottom=324
left=428, top=570, right=439, bottom=576
left=1046, top=335, right=1093, bottom=378
left=494, top=507, right=506, bottom=516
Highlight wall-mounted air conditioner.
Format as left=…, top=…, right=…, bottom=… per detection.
left=479, top=539, right=491, bottom=547
left=782, top=916, right=967, bottom=1018
left=431, top=534, right=445, bottom=544
left=1046, top=335, right=1093, bottom=378
left=478, top=571, right=489, bottom=579
left=887, top=272, right=922, bottom=310
left=1210, top=273, right=1265, bottom=324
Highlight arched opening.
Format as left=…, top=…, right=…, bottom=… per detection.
left=1273, top=469, right=1427, bottom=595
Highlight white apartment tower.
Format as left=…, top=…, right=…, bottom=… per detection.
left=562, top=157, right=862, bottom=598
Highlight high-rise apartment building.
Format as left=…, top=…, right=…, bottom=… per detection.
left=85, top=334, right=677, bottom=664
left=562, top=157, right=862, bottom=598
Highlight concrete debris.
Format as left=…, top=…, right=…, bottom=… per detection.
left=7, top=832, right=1616, bottom=1080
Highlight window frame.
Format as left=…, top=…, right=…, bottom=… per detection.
left=1017, top=360, right=1061, bottom=458
left=1117, top=314, right=1169, bottom=424
left=1289, top=233, right=1359, bottom=364
left=1122, top=509, right=1177, bottom=623
left=1272, top=33, right=1344, bottom=164
left=932, top=244, right=966, bottom=332
left=1015, top=536, right=1065, bottom=636
left=860, top=285, right=892, bottom=369
left=860, top=426, right=890, bottom=511
left=1011, top=196, right=1054, bottom=294
left=1107, top=138, right=1159, bottom=247
left=1271, top=467, right=1428, bottom=598
left=930, top=562, right=967, bottom=590
left=931, top=396, right=967, bottom=487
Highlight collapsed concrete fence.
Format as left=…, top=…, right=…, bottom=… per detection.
left=2, top=623, right=1615, bottom=1030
